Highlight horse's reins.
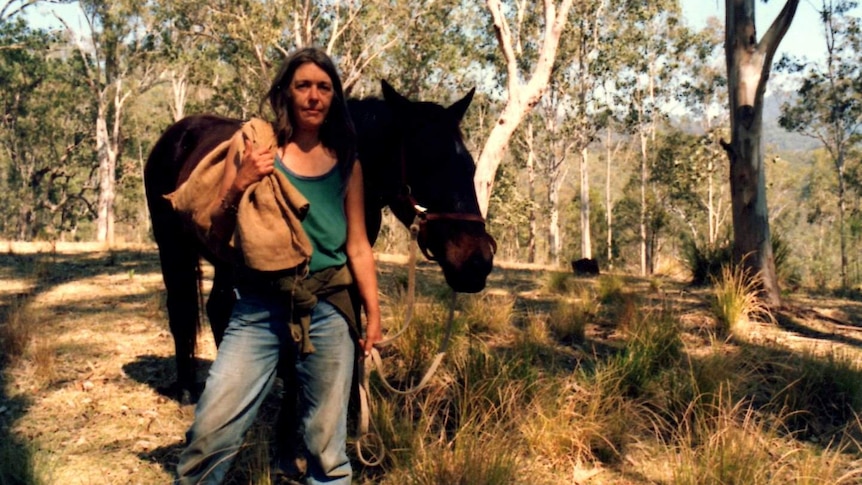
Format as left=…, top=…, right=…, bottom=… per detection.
left=354, top=209, right=459, bottom=467
left=354, top=145, right=492, bottom=467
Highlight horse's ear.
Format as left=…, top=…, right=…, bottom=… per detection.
left=447, top=87, right=475, bottom=123
left=381, top=80, right=411, bottom=114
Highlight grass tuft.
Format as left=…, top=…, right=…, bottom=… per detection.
left=682, top=238, right=732, bottom=286
left=670, top=391, right=784, bottom=485
left=547, top=284, right=594, bottom=345
left=710, top=264, right=772, bottom=337
left=597, top=274, right=625, bottom=304
left=0, top=295, right=36, bottom=365
left=609, top=305, right=683, bottom=397
left=460, top=293, right=515, bottom=335
left=546, top=271, right=574, bottom=294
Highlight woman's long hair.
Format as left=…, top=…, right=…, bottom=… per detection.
left=266, top=47, right=357, bottom=189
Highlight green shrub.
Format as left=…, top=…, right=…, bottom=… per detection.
left=682, top=238, right=732, bottom=286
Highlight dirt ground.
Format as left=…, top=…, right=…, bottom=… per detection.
left=2, top=242, right=862, bottom=484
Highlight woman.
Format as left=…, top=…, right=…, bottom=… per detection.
left=176, top=47, right=382, bottom=485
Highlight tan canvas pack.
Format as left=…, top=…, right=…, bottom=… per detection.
left=165, top=118, right=312, bottom=272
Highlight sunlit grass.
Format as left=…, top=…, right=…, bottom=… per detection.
left=546, top=283, right=593, bottom=345
left=710, top=264, right=773, bottom=337
left=459, top=292, right=515, bottom=335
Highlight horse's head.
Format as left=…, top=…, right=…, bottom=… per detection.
left=381, top=81, right=496, bottom=293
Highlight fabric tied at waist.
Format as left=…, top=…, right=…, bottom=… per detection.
left=236, top=264, right=357, bottom=355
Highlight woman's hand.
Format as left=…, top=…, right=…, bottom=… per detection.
left=233, top=138, right=275, bottom=192
left=360, top=319, right=382, bottom=357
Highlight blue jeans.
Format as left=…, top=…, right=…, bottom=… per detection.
left=176, top=293, right=355, bottom=485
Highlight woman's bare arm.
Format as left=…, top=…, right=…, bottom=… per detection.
left=344, top=162, right=382, bottom=355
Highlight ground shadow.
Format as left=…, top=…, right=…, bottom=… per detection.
left=775, top=309, right=862, bottom=349
left=138, top=440, right=185, bottom=482
left=0, top=366, right=37, bottom=484
left=123, top=355, right=212, bottom=404
left=142, top=380, right=285, bottom=483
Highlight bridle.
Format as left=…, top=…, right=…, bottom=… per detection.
left=391, top=144, right=496, bottom=261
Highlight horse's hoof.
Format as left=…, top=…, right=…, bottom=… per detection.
left=156, top=381, right=204, bottom=404
left=179, top=389, right=194, bottom=406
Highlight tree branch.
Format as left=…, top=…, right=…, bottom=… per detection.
left=487, top=0, right=520, bottom=95
left=56, top=13, right=100, bottom=97
left=0, top=0, right=37, bottom=21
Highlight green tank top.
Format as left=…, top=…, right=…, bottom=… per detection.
left=276, top=157, right=347, bottom=273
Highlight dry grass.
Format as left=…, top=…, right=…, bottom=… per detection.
left=2, top=244, right=862, bottom=484
left=0, top=295, right=37, bottom=364
left=710, top=263, right=774, bottom=337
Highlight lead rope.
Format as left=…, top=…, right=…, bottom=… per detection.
left=355, top=214, right=458, bottom=467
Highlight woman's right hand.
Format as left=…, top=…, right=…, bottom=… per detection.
left=233, top=138, right=275, bottom=192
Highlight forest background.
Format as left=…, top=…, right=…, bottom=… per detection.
left=1, top=0, right=858, bottom=292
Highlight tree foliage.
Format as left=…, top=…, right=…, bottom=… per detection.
left=0, top=17, right=94, bottom=240
left=0, top=0, right=858, bottom=291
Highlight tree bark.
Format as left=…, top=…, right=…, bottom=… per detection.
left=723, top=0, right=799, bottom=306
left=475, top=0, right=575, bottom=217
left=95, top=109, right=116, bottom=245
left=639, top=129, right=648, bottom=276
left=606, top=128, right=613, bottom=268
left=580, top=147, right=592, bottom=260
left=525, top=121, right=537, bottom=264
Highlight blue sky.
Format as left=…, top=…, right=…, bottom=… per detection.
left=681, top=0, right=861, bottom=62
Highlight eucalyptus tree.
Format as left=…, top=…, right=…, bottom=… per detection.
left=0, top=0, right=38, bottom=21
left=676, top=17, right=731, bottom=247
left=556, top=0, right=613, bottom=265
left=474, top=0, right=575, bottom=218
left=0, top=17, right=92, bottom=239
left=533, top=90, right=573, bottom=266
left=612, top=0, right=683, bottom=275
left=796, top=149, right=842, bottom=285
left=778, top=0, right=862, bottom=288
left=722, top=0, right=799, bottom=306
left=373, top=1, right=477, bottom=100
left=148, top=0, right=224, bottom=121
left=57, top=0, right=162, bottom=244
left=158, top=0, right=407, bottom=117
left=501, top=1, right=604, bottom=266
left=651, top=130, right=729, bottom=245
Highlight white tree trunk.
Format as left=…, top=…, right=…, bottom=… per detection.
left=549, top=190, right=561, bottom=265
left=526, top=122, right=537, bottom=263
left=639, top=130, right=648, bottom=276
left=580, top=147, right=592, bottom=260
left=95, top=107, right=116, bottom=245
left=170, top=68, right=188, bottom=122
left=476, top=0, right=575, bottom=217
left=606, top=133, right=613, bottom=267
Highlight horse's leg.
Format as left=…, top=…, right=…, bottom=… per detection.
left=206, top=262, right=236, bottom=347
left=152, top=210, right=202, bottom=403
left=274, top=346, right=306, bottom=479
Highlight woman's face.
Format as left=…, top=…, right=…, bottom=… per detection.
left=289, top=62, right=334, bottom=132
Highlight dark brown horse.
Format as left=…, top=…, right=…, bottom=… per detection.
left=144, top=81, right=496, bottom=400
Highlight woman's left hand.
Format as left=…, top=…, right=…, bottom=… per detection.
left=360, top=319, right=382, bottom=357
